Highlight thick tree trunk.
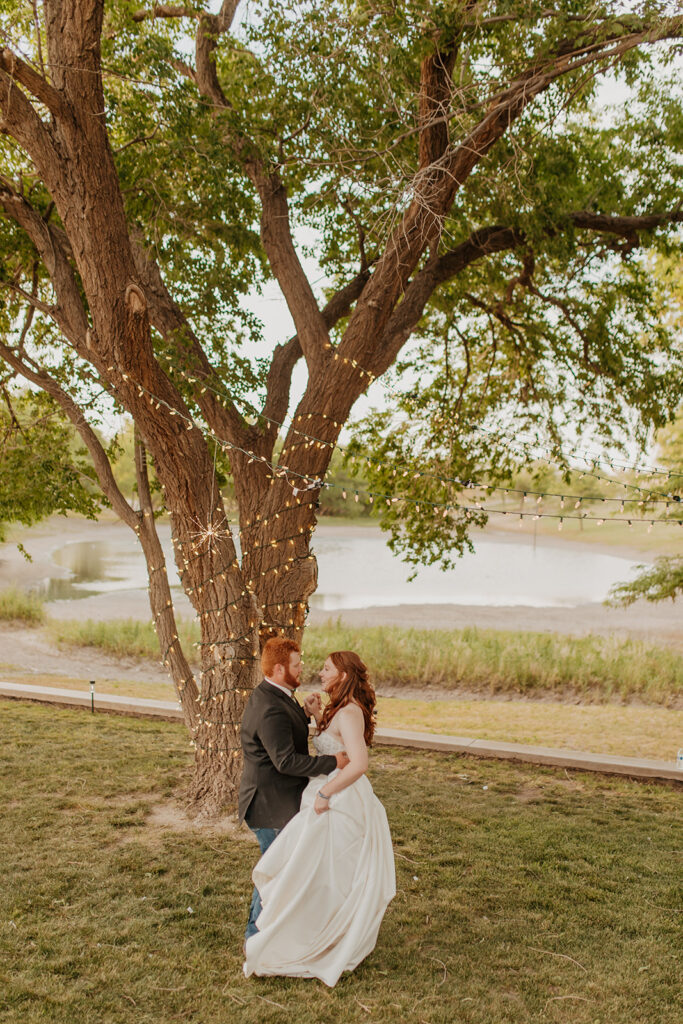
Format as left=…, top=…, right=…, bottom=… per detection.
left=235, top=369, right=366, bottom=638
left=165, top=486, right=261, bottom=814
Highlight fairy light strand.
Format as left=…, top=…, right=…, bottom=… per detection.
left=115, top=372, right=683, bottom=533
left=156, top=353, right=681, bottom=502
left=157, top=349, right=683, bottom=485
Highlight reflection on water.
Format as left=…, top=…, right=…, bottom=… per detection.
left=52, top=541, right=119, bottom=582
left=35, top=528, right=639, bottom=609
left=35, top=577, right=101, bottom=601
left=34, top=539, right=154, bottom=601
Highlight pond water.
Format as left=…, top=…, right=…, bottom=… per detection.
left=35, top=526, right=638, bottom=609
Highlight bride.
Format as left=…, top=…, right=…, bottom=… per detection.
left=243, top=650, right=396, bottom=987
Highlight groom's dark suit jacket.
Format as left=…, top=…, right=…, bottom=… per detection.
left=238, top=680, right=338, bottom=829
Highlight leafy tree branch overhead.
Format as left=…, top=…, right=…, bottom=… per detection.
left=0, top=0, right=681, bottom=813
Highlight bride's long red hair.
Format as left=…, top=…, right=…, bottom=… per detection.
left=319, top=650, right=376, bottom=746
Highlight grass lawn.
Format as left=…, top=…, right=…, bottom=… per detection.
left=1, top=702, right=681, bottom=1024
left=488, top=512, right=683, bottom=554
left=4, top=673, right=683, bottom=760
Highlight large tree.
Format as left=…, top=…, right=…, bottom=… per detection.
left=1, top=0, right=682, bottom=813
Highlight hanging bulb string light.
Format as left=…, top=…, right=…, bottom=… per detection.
left=194, top=663, right=257, bottom=691
left=119, top=374, right=682, bottom=542
left=192, top=627, right=255, bottom=648
left=125, top=372, right=326, bottom=492
left=170, top=674, right=197, bottom=696
left=461, top=423, right=682, bottom=498
left=170, top=505, right=679, bottom=665
left=124, top=372, right=680, bottom=517
left=161, top=636, right=181, bottom=664
left=240, top=498, right=318, bottom=531
left=173, top=526, right=312, bottom=580
left=182, top=550, right=318, bottom=612
left=157, top=349, right=683, bottom=484
left=189, top=545, right=307, bottom=610
left=467, top=420, right=683, bottom=480
left=280, top=426, right=676, bottom=503
left=325, top=344, right=683, bottom=481
left=156, top=354, right=679, bottom=504
left=311, top=482, right=678, bottom=530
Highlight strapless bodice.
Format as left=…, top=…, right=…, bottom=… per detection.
left=312, top=730, right=344, bottom=756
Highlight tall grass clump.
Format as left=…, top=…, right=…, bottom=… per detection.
left=43, top=615, right=683, bottom=706
left=303, top=622, right=683, bottom=706
left=48, top=617, right=200, bottom=663
left=0, top=586, right=45, bottom=625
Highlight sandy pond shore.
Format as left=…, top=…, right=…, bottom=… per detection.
left=2, top=514, right=680, bottom=635
left=0, top=515, right=680, bottom=688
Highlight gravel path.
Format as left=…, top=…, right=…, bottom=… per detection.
left=0, top=623, right=171, bottom=684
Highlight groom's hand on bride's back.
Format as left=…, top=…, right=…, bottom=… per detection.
left=335, top=752, right=350, bottom=770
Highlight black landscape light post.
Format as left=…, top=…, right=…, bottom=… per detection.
left=90, top=680, right=95, bottom=715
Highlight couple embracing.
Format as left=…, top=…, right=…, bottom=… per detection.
left=239, top=636, right=396, bottom=987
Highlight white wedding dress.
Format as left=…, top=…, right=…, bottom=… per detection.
left=243, top=730, right=396, bottom=987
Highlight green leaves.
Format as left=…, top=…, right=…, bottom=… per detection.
left=0, top=392, right=103, bottom=541
left=608, top=555, right=683, bottom=605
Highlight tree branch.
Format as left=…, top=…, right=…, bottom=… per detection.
left=435, top=17, right=683, bottom=230
left=417, top=39, right=458, bottom=171
left=129, top=235, right=249, bottom=446
left=341, top=13, right=683, bottom=364
left=131, top=4, right=198, bottom=23
left=133, top=424, right=200, bottom=722
left=0, top=67, right=61, bottom=186
left=261, top=267, right=371, bottom=430
left=569, top=209, right=683, bottom=242
left=372, top=205, right=683, bottom=375
left=0, top=341, right=138, bottom=530
left=195, top=11, right=230, bottom=106
left=177, top=7, right=331, bottom=371
left=0, top=47, right=66, bottom=118
left=0, top=178, right=90, bottom=351
left=247, top=167, right=332, bottom=371
left=372, top=225, right=523, bottom=374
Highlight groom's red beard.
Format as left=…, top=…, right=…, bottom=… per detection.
left=283, top=665, right=300, bottom=689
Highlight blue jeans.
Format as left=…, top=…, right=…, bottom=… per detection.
left=245, top=826, right=280, bottom=940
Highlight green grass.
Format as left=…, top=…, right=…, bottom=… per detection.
left=1, top=701, right=681, bottom=1024
left=45, top=617, right=683, bottom=705
left=0, top=586, right=45, bottom=625
left=47, top=616, right=199, bottom=662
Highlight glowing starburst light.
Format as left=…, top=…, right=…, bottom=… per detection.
left=189, top=513, right=230, bottom=553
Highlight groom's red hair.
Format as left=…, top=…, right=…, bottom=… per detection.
left=261, top=636, right=300, bottom=677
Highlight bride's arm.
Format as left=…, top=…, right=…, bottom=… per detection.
left=314, top=705, right=368, bottom=814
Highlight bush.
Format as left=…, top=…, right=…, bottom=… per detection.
left=0, top=586, right=45, bottom=625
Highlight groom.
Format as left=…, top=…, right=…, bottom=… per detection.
left=239, top=636, right=348, bottom=941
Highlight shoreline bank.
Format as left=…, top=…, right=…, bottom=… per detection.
left=1, top=515, right=680, bottom=649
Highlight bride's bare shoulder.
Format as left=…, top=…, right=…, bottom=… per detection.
left=336, top=703, right=364, bottom=725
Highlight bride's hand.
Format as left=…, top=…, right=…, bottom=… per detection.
left=314, top=791, right=331, bottom=815
left=303, top=692, right=323, bottom=720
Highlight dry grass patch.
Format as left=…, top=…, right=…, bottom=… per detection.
left=0, top=586, right=45, bottom=624
left=373, top=695, right=683, bottom=761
